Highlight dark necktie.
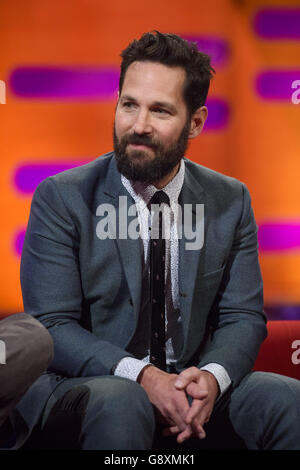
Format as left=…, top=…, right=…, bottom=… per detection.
left=149, top=190, right=170, bottom=371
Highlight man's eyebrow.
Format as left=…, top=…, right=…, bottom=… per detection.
left=152, top=101, right=177, bottom=114
left=119, top=94, right=136, bottom=103
left=119, top=95, right=177, bottom=113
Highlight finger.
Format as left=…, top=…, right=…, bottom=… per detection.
left=190, top=406, right=211, bottom=439
left=194, top=419, right=207, bottom=439
left=182, top=398, right=210, bottom=440
left=166, top=391, right=192, bottom=433
left=162, top=420, right=206, bottom=442
left=161, top=425, right=180, bottom=437
left=188, top=415, right=206, bottom=439
left=162, top=424, right=193, bottom=443
left=197, top=426, right=206, bottom=440
left=185, top=398, right=206, bottom=424
left=174, top=367, right=200, bottom=389
left=186, top=381, right=208, bottom=399
left=176, top=424, right=193, bottom=444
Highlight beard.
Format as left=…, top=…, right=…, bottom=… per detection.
left=113, top=119, right=190, bottom=184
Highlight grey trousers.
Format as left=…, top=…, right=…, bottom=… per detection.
left=21, top=370, right=300, bottom=450
left=0, top=313, right=53, bottom=438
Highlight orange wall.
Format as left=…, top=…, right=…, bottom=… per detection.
left=0, top=0, right=300, bottom=314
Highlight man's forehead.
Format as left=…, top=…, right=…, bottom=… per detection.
left=120, top=61, right=186, bottom=103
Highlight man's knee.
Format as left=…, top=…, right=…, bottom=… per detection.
left=41, top=376, right=155, bottom=449
left=233, top=371, right=300, bottom=413
left=85, top=376, right=154, bottom=419
left=229, top=371, right=300, bottom=449
left=84, top=376, right=155, bottom=449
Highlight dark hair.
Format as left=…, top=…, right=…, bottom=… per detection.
left=119, top=31, right=215, bottom=116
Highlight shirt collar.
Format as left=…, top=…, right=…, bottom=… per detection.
left=121, top=159, right=185, bottom=209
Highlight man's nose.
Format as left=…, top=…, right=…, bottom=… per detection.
left=132, top=110, right=152, bottom=135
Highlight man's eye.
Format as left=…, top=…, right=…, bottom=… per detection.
left=123, top=102, right=135, bottom=109
left=153, top=108, right=169, bottom=114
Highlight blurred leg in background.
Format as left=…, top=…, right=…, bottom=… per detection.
left=0, top=313, right=53, bottom=446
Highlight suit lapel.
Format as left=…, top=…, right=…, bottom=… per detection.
left=102, top=157, right=142, bottom=322
left=178, top=162, right=206, bottom=347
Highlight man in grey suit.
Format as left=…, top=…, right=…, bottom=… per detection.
left=15, top=31, right=300, bottom=449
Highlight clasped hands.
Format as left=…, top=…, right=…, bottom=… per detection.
left=139, top=365, right=219, bottom=444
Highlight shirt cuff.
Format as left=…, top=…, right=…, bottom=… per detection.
left=200, top=363, right=231, bottom=397
left=113, top=357, right=150, bottom=382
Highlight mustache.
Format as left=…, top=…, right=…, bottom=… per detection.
left=121, top=133, right=159, bottom=149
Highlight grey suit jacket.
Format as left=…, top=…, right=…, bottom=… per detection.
left=21, top=152, right=267, bottom=392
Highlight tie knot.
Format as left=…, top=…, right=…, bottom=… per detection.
left=150, top=191, right=170, bottom=206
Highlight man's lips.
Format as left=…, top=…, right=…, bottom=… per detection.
left=127, top=143, right=154, bottom=151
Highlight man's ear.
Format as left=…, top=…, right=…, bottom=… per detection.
left=188, top=106, right=208, bottom=139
